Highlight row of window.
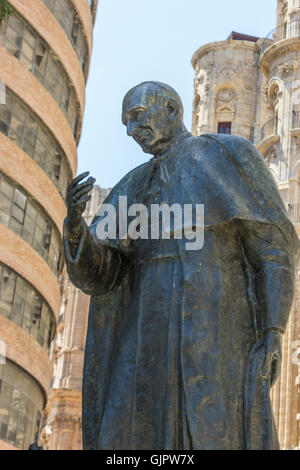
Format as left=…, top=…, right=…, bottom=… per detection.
left=0, top=360, right=44, bottom=449
left=0, top=88, right=71, bottom=199
left=0, top=12, right=79, bottom=138
left=0, top=262, right=55, bottom=352
left=42, top=0, right=89, bottom=77
left=0, top=173, right=63, bottom=278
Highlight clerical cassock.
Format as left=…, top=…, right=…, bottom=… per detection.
left=64, top=133, right=299, bottom=450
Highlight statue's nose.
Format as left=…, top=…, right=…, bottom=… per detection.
left=127, top=121, right=138, bottom=137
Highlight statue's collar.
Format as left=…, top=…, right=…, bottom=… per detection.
left=153, top=132, right=193, bottom=162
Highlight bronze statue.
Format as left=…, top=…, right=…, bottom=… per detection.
left=64, top=82, right=299, bottom=450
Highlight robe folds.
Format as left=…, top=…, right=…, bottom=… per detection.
left=64, top=133, right=300, bottom=450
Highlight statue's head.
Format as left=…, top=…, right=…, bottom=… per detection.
left=122, top=81, right=185, bottom=156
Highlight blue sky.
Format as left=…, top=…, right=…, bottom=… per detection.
left=77, top=0, right=276, bottom=189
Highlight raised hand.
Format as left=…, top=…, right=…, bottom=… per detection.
left=66, top=171, right=96, bottom=237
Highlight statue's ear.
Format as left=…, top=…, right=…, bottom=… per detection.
left=167, top=98, right=179, bottom=120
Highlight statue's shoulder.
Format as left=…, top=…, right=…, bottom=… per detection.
left=200, top=133, right=264, bottom=163
left=184, top=133, right=273, bottom=188
left=106, top=160, right=150, bottom=200
left=185, top=133, right=267, bottom=177
left=117, top=161, right=150, bottom=187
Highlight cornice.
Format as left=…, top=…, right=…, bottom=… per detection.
left=260, top=38, right=300, bottom=76
left=192, top=40, right=258, bottom=69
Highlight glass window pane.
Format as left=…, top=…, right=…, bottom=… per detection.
left=0, top=106, right=11, bottom=126
left=23, top=28, right=35, bottom=48
left=8, top=217, right=22, bottom=236
left=5, top=32, right=21, bottom=58
left=0, top=360, right=45, bottom=449
left=23, top=213, right=35, bottom=244
left=0, top=194, right=11, bottom=225
left=14, top=188, right=27, bottom=209
left=0, top=266, right=15, bottom=316
left=34, top=40, right=47, bottom=74
left=12, top=389, right=21, bottom=408
left=0, top=119, right=9, bottom=135
left=8, top=15, right=23, bottom=35
left=0, top=404, right=9, bottom=425
left=45, top=0, right=55, bottom=11
left=1, top=382, right=12, bottom=403
left=13, top=102, right=26, bottom=122
left=24, top=115, right=37, bottom=145
left=0, top=179, right=13, bottom=198
left=36, top=126, right=48, bottom=146
left=11, top=204, right=25, bottom=223
left=15, top=277, right=27, bottom=300
left=0, top=18, right=7, bottom=38
left=3, top=365, right=15, bottom=385
left=0, top=420, right=8, bottom=441
left=0, top=174, right=62, bottom=278
left=19, top=53, right=32, bottom=71
left=0, top=210, right=9, bottom=226
left=15, top=428, right=25, bottom=449
left=26, top=202, right=36, bottom=221
left=9, top=116, right=24, bottom=146
left=23, top=139, right=35, bottom=158
left=7, top=407, right=18, bottom=444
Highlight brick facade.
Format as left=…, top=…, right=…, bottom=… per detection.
left=0, top=0, right=97, bottom=450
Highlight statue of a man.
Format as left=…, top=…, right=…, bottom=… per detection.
left=64, top=82, right=299, bottom=450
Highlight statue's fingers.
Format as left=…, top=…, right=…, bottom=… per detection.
left=69, top=177, right=95, bottom=196
left=69, top=171, right=90, bottom=189
left=72, top=194, right=91, bottom=208
left=73, top=185, right=94, bottom=202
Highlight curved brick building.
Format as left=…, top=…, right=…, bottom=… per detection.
left=0, top=0, right=98, bottom=450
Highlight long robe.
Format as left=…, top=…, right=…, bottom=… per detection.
left=64, top=133, right=299, bottom=450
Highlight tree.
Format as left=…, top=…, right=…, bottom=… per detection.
left=0, top=0, right=13, bottom=21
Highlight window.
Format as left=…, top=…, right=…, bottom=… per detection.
left=0, top=12, right=80, bottom=138
left=41, top=0, right=89, bottom=77
left=0, top=263, right=55, bottom=351
left=0, top=360, right=45, bottom=449
left=0, top=173, right=63, bottom=278
left=0, top=89, right=71, bottom=199
left=218, top=122, right=232, bottom=135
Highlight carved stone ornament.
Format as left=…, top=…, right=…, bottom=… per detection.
left=217, top=88, right=235, bottom=102
left=219, top=65, right=236, bottom=80
left=264, top=145, right=278, bottom=164
left=279, top=61, right=298, bottom=76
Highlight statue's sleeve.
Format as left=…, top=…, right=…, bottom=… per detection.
left=63, top=218, right=128, bottom=296
left=237, top=219, right=296, bottom=334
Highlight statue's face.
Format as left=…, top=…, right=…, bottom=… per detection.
left=122, top=85, right=177, bottom=155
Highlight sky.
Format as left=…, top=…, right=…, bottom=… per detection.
left=77, top=0, right=277, bottom=189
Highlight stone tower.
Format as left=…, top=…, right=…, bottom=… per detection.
left=191, top=31, right=262, bottom=143
left=192, top=0, right=300, bottom=449
left=0, top=0, right=98, bottom=450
